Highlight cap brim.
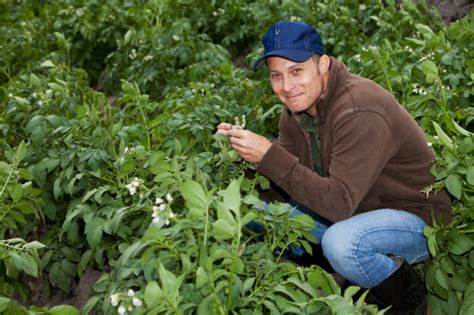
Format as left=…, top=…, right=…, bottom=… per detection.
left=253, top=49, right=314, bottom=71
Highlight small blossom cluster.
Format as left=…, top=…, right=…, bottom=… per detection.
left=126, top=177, right=143, bottom=196
left=152, top=193, right=176, bottom=225
left=361, top=45, right=378, bottom=52
left=129, top=48, right=137, bottom=60
left=212, top=8, right=225, bottom=16
left=234, top=114, right=246, bottom=129
left=427, top=135, right=439, bottom=147
left=419, top=52, right=435, bottom=63
left=124, top=146, right=136, bottom=155
left=412, top=83, right=427, bottom=96
left=404, top=45, right=415, bottom=54
left=144, top=54, right=154, bottom=61
left=110, top=289, right=143, bottom=315
left=192, top=88, right=206, bottom=96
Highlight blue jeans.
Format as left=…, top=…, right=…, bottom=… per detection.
left=254, top=202, right=430, bottom=289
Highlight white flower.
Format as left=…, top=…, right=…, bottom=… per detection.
left=110, top=294, right=120, bottom=306
left=129, top=49, right=137, bottom=60
left=38, top=100, right=43, bottom=106
left=172, top=35, right=180, bottom=41
left=165, top=219, right=170, bottom=225
left=32, top=92, right=37, bottom=98
left=126, top=184, right=137, bottom=196
left=159, top=204, right=166, bottom=212
left=8, top=93, right=13, bottom=98
left=152, top=206, right=159, bottom=212
left=427, top=142, right=433, bottom=147
left=128, top=289, right=135, bottom=297
left=132, top=297, right=143, bottom=307
left=169, top=212, right=176, bottom=218
left=144, top=54, right=153, bottom=61
left=152, top=217, right=160, bottom=224
left=165, top=193, right=173, bottom=203
left=118, top=306, right=126, bottom=315
left=155, top=197, right=164, bottom=205
left=131, top=177, right=143, bottom=188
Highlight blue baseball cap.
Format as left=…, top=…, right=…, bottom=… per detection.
left=253, top=21, right=324, bottom=71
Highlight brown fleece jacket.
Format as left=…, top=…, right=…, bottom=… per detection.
left=256, top=57, right=451, bottom=226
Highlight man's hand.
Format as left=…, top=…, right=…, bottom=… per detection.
left=216, top=123, right=272, bottom=163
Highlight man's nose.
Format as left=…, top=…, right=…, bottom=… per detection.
left=282, top=77, right=295, bottom=93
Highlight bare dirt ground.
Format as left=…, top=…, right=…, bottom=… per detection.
left=429, top=0, right=473, bottom=24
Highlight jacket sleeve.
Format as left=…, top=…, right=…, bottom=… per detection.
left=256, top=110, right=398, bottom=223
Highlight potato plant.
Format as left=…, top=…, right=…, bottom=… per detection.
left=0, top=1, right=473, bottom=314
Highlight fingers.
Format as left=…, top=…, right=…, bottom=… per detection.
left=217, top=122, right=232, bottom=130
left=216, top=122, right=237, bottom=135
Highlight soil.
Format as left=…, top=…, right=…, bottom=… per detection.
left=428, top=0, right=474, bottom=24
left=28, top=268, right=103, bottom=311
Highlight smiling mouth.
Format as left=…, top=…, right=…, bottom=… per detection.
left=286, top=93, right=302, bottom=100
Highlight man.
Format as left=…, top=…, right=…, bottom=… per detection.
left=216, top=21, right=452, bottom=313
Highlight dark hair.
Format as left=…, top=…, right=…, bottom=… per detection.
left=311, top=54, right=321, bottom=64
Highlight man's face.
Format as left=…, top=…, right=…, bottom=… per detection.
left=267, top=56, right=325, bottom=115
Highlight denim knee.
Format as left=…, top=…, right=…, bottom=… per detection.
left=320, top=221, right=355, bottom=269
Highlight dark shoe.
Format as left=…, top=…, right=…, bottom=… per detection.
left=369, top=256, right=428, bottom=314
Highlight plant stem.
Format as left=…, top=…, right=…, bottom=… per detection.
left=225, top=214, right=241, bottom=314
left=137, top=98, right=151, bottom=151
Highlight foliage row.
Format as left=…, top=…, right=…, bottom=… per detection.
left=0, top=1, right=473, bottom=314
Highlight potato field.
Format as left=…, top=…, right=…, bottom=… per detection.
left=0, top=1, right=473, bottom=314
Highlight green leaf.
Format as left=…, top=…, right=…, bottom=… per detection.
left=423, top=62, right=439, bottom=82
left=223, top=178, right=241, bottom=215
left=343, top=285, right=361, bottom=301
left=0, top=296, right=11, bottom=312
left=467, top=166, right=474, bottom=185
left=144, top=281, right=162, bottom=308
left=85, top=217, right=104, bottom=248
left=24, top=241, right=46, bottom=250
left=29, top=73, right=41, bottom=88
left=82, top=296, right=100, bottom=315
left=432, top=121, right=453, bottom=149
left=452, top=120, right=472, bottom=136
left=459, top=281, right=474, bottom=315
left=212, top=219, right=236, bottom=240
left=50, top=305, right=80, bottom=315
left=179, top=181, right=208, bottom=218
left=40, top=60, right=55, bottom=68
left=10, top=184, right=23, bottom=203
left=435, top=267, right=449, bottom=290
left=241, top=211, right=258, bottom=226
left=445, top=174, right=462, bottom=200
left=158, top=263, right=176, bottom=293
left=197, top=295, right=213, bottom=314
left=15, top=141, right=27, bottom=162
left=448, top=234, right=474, bottom=255
left=124, top=30, right=133, bottom=44
left=195, top=267, right=209, bottom=289
left=216, top=201, right=236, bottom=226
left=10, top=252, right=38, bottom=277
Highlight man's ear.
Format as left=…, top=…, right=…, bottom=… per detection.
left=319, top=55, right=331, bottom=74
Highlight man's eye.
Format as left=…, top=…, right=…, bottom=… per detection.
left=271, top=74, right=281, bottom=79
left=292, top=69, right=302, bottom=75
